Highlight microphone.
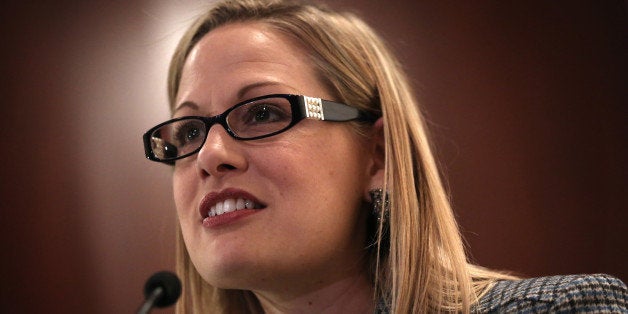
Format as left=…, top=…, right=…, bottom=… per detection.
left=137, top=271, right=182, bottom=314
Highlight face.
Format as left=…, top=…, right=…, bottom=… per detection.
left=172, top=22, right=380, bottom=295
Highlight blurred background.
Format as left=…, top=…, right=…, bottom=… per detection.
left=1, top=0, right=625, bottom=313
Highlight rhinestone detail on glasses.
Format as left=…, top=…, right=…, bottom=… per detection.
left=303, top=96, right=324, bottom=120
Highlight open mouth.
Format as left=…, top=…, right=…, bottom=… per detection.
left=198, top=189, right=267, bottom=224
left=203, top=198, right=265, bottom=218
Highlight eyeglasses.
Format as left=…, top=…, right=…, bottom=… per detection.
left=143, top=94, right=377, bottom=163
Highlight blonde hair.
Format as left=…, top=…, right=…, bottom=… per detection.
left=167, top=0, right=515, bottom=312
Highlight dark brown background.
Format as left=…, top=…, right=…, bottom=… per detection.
left=1, top=1, right=625, bottom=313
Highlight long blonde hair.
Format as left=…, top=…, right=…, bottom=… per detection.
left=167, top=0, right=514, bottom=312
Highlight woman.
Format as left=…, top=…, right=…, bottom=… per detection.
left=142, top=0, right=627, bottom=312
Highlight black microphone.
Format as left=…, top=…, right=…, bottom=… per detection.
left=137, top=271, right=182, bottom=314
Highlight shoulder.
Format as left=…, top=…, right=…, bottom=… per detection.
left=475, top=274, right=628, bottom=313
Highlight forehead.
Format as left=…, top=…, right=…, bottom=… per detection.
left=176, top=22, right=324, bottom=104
left=188, top=22, right=299, bottom=68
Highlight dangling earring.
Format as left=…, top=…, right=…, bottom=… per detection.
left=369, top=188, right=390, bottom=222
left=368, top=188, right=390, bottom=255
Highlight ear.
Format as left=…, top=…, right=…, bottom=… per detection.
left=364, top=117, right=385, bottom=200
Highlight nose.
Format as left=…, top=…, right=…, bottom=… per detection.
left=195, top=125, right=247, bottom=178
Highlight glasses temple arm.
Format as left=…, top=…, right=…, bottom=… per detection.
left=320, top=99, right=378, bottom=122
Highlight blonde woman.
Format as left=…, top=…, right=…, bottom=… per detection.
left=142, top=0, right=627, bottom=312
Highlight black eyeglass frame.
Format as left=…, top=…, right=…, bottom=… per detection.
left=143, top=94, right=378, bottom=163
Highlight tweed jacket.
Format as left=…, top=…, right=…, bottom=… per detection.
left=376, top=274, right=627, bottom=313
left=474, top=274, right=627, bottom=313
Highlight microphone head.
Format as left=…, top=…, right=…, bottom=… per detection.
left=143, top=271, right=182, bottom=308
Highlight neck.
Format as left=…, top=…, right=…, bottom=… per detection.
left=253, top=273, right=374, bottom=314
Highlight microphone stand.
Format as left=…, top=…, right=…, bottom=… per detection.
left=137, top=286, right=164, bottom=314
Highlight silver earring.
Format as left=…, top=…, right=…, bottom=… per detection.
left=369, top=188, right=389, bottom=221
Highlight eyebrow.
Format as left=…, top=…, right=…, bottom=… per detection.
left=237, top=81, right=283, bottom=99
left=173, top=101, right=199, bottom=114
left=173, top=81, right=287, bottom=114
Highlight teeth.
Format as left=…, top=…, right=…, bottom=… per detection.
left=223, top=199, right=236, bottom=213
left=207, top=198, right=259, bottom=218
left=245, top=199, right=252, bottom=209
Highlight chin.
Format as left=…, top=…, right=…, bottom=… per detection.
left=195, top=253, right=266, bottom=290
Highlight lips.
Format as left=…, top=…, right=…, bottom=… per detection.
left=199, top=188, right=266, bottom=220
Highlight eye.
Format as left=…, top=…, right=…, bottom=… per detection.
left=243, top=104, right=290, bottom=125
left=173, top=120, right=205, bottom=145
left=255, top=106, right=271, bottom=122
left=227, top=97, right=293, bottom=138
left=186, top=127, right=200, bottom=140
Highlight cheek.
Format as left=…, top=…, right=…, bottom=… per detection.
left=254, top=130, right=370, bottom=221
left=172, top=164, right=205, bottom=259
left=172, top=165, right=197, bottom=218
left=247, top=141, right=299, bottom=184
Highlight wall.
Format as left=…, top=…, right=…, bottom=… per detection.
left=1, top=1, right=625, bottom=313
left=327, top=0, right=627, bottom=279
